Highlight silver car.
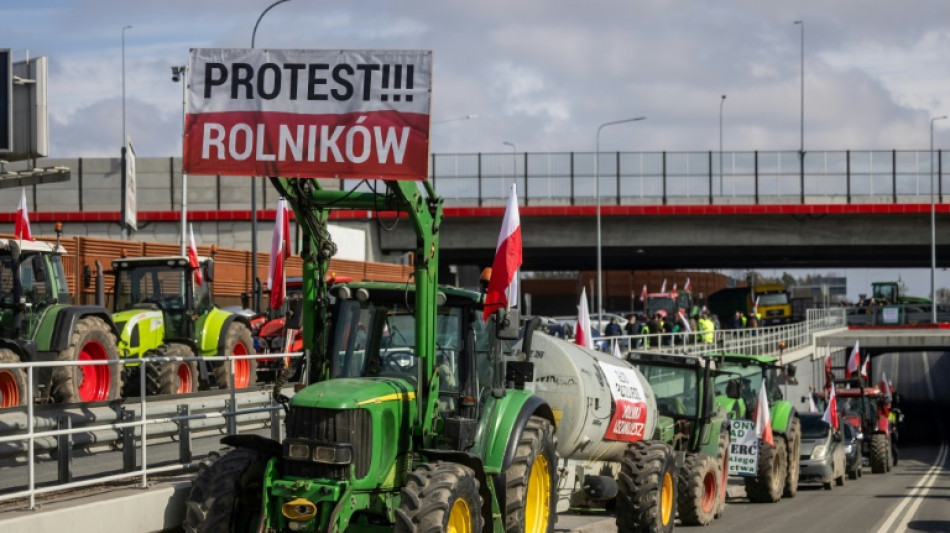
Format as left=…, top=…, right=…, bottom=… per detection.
left=798, top=413, right=847, bottom=490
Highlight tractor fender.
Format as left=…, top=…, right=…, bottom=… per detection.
left=484, top=391, right=555, bottom=492
left=770, top=403, right=797, bottom=435
left=0, top=337, right=34, bottom=361
left=196, top=308, right=243, bottom=356
left=48, top=306, right=118, bottom=352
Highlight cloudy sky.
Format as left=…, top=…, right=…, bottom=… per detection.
left=6, top=0, right=950, bottom=299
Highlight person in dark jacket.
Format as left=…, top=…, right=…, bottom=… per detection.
left=604, top=317, right=623, bottom=337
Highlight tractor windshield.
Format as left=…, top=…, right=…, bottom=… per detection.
left=637, top=363, right=700, bottom=418
left=715, top=361, right=783, bottom=410
left=647, top=297, right=675, bottom=315
left=113, top=265, right=191, bottom=339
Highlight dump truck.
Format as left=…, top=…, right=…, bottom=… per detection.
left=707, top=284, right=792, bottom=326
left=109, top=255, right=257, bottom=395
left=1, top=236, right=122, bottom=406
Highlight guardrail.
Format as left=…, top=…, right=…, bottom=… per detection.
left=0, top=352, right=302, bottom=510
left=843, top=304, right=950, bottom=326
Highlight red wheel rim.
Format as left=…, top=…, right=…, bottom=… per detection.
left=78, top=340, right=111, bottom=402
left=0, top=370, right=20, bottom=407
left=701, top=471, right=717, bottom=513
left=231, top=341, right=250, bottom=388
left=177, top=362, right=193, bottom=394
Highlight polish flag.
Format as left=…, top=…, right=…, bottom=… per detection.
left=268, top=197, right=292, bottom=310
left=860, top=354, right=870, bottom=379
left=188, top=224, right=202, bottom=286
left=678, top=309, right=692, bottom=332
left=660, top=279, right=667, bottom=294
left=846, top=342, right=861, bottom=378
left=14, top=188, right=34, bottom=242
left=752, top=296, right=760, bottom=315
left=822, top=386, right=839, bottom=430
left=881, top=372, right=893, bottom=403
left=671, top=283, right=678, bottom=300
left=683, top=277, right=691, bottom=293
left=808, top=394, right=819, bottom=413
left=640, top=284, right=647, bottom=302
left=754, top=384, right=774, bottom=446
left=575, top=287, right=594, bottom=350
left=483, top=184, right=523, bottom=320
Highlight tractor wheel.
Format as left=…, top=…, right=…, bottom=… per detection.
left=182, top=448, right=267, bottom=533
left=50, top=316, right=122, bottom=403
left=616, top=440, right=676, bottom=533
left=145, top=343, right=198, bottom=396
left=714, top=425, right=729, bottom=519
left=503, top=416, right=557, bottom=533
left=395, top=462, right=483, bottom=533
left=783, top=417, right=801, bottom=498
left=744, top=437, right=787, bottom=503
left=677, top=453, right=719, bottom=526
left=0, top=349, right=27, bottom=408
left=870, top=433, right=889, bottom=473
left=214, top=323, right=257, bottom=389
left=885, top=439, right=893, bottom=472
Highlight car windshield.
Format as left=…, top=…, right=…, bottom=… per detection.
left=636, top=363, right=700, bottom=418
left=800, top=415, right=830, bottom=439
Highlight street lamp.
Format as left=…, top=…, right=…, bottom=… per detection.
left=931, top=115, right=947, bottom=322
left=250, top=0, right=293, bottom=312
left=121, top=25, right=132, bottom=239
left=596, top=116, right=645, bottom=326
left=433, top=114, right=478, bottom=124
left=502, top=141, right=517, bottom=185
left=794, top=20, right=805, bottom=202
left=171, top=65, right=187, bottom=255
left=719, top=94, right=726, bottom=198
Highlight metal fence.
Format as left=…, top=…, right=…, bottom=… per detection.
left=424, top=150, right=949, bottom=206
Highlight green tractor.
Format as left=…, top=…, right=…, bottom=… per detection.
left=630, top=351, right=730, bottom=526
left=110, top=255, right=257, bottom=395
left=1, top=237, right=122, bottom=406
left=713, top=353, right=801, bottom=503
left=183, top=179, right=562, bottom=532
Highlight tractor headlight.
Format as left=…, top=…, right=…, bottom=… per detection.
left=287, top=442, right=310, bottom=460
left=284, top=439, right=352, bottom=465
left=811, top=444, right=828, bottom=460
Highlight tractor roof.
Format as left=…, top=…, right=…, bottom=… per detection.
left=835, top=386, right=884, bottom=398
left=112, top=256, right=211, bottom=268
left=711, top=352, right=779, bottom=366
left=337, top=281, right=482, bottom=307
left=0, top=239, right=66, bottom=254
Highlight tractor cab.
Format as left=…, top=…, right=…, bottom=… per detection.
left=0, top=239, right=72, bottom=347
left=712, top=354, right=785, bottom=419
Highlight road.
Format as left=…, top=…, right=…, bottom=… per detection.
left=558, top=351, right=950, bottom=532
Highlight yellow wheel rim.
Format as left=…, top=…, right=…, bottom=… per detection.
left=660, top=470, right=674, bottom=525
left=447, top=497, right=472, bottom=533
left=524, top=454, right=551, bottom=533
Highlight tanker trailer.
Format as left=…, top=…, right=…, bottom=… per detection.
left=515, top=328, right=677, bottom=532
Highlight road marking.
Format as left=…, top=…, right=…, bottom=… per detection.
left=874, top=352, right=947, bottom=533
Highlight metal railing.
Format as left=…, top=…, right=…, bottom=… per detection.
left=0, top=352, right=302, bottom=510
left=843, top=303, right=950, bottom=326
left=423, top=150, right=948, bottom=206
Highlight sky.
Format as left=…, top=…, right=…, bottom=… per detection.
left=5, top=0, right=950, bottom=300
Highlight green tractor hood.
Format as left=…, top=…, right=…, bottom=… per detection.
left=290, top=376, right=418, bottom=410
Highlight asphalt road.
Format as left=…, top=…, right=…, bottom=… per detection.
left=558, top=350, right=950, bottom=532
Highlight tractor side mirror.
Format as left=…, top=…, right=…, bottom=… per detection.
left=726, top=378, right=743, bottom=399
left=204, top=260, right=215, bottom=282
left=495, top=308, right=520, bottom=341
left=83, top=265, right=92, bottom=288
left=285, top=297, right=303, bottom=330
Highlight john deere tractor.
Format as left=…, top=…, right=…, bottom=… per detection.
left=110, top=255, right=257, bottom=395
left=183, top=179, right=563, bottom=532
left=1, top=237, right=121, bottom=406
left=713, top=353, right=801, bottom=503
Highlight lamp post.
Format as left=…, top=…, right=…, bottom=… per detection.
left=171, top=65, right=187, bottom=255
left=719, top=94, right=726, bottom=198
left=596, top=117, right=645, bottom=326
left=434, top=114, right=478, bottom=124
left=121, top=25, right=132, bottom=239
left=931, top=115, right=947, bottom=322
left=794, top=20, right=805, bottom=202
left=250, top=0, right=293, bottom=312
left=503, top=141, right=517, bottom=185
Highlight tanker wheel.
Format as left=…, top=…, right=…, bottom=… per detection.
left=616, top=440, right=676, bottom=533
left=0, top=349, right=27, bottom=408
left=783, top=417, right=801, bottom=498
left=714, top=425, right=729, bottom=519
left=743, top=437, right=787, bottom=503
left=677, top=453, right=719, bottom=526
left=182, top=448, right=267, bottom=533
left=213, top=323, right=258, bottom=389
left=395, top=462, right=483, bottom=533
left=50, top=316, right=122, bottom=403
left=870, top=433, right=889, bottom=473
left=145, top=343, right=198, bottom=396
left=503, top=416, right=557, bottom=533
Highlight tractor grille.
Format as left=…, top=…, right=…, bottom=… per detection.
left=284, top=407, right=373, bottom=480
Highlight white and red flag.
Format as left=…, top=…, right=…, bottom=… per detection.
left=808, top=394, right=819, bottom=413
left=822, top=386, right=839, bottom=430
left=846, top=341, right=861, bottom=378
left=14, top=188, right=33, bottom=242
left=483, top=184, right=523, bottom=320
left=268, top=197, right=292, bottom=310
left=188, top=224, right=203, bottom=286
left=660, top=279, right=667, bottom=294
left=683, top=277, right=691, bottom=293
left=881, top=372, right=893, bottom=403
left=861, top=353, right=870, bottom=379
left=640, top=284, right=647, bottom=302
left=575, top=287, right=594, bottom=350
left=752, top=295, right=760, bottom=315
left=671, top=283, right=678, bottom=300
left=754, top=384, right=774, bottom=446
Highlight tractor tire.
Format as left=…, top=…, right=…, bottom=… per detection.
left=885, top=439, right=893, bottom=472
left=714, top=425, right=729, bottom=519
left=50, top=316, right=122, bottom=403
left=503, top=416, right=557, bottom=533
left=743, top=437, right=787, bottom=503
left=395, top=462, right=483, bottom=533
left=214, top=323, right=258, bottom=390
left=677, top=453, right=719, bottom=526
left=870, top=433, right=889, bottom=473
left=783, top=418, right=801, bottom=498
left=145, top=343, right=198, bottom=396
left=182, top=448, right=267, bottom=533
left=0, top=348, right=27, bottom=408
left=616, top=440, right=676, bottom=533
